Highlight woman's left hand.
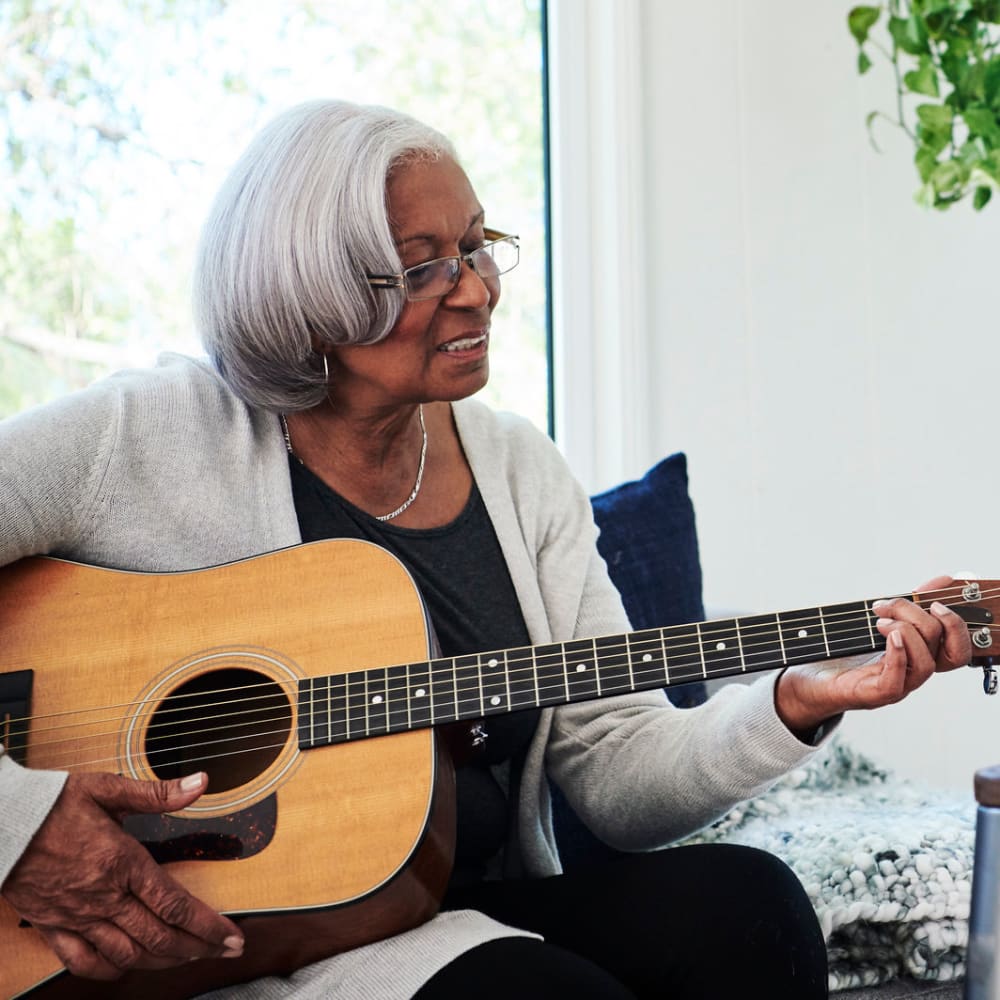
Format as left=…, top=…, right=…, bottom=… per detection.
left=775, top=576, right=973, bottom=738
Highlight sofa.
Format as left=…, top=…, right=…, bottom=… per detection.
left=553, top=453, right=970, bottom=999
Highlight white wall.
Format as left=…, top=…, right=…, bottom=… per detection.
left=550, top=0, right=1000, bottom=792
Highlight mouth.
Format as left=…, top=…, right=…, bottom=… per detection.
left=438, top=330, right=489, bottom=354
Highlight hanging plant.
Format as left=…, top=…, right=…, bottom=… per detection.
left=848, top=1, right=1000, bottom=210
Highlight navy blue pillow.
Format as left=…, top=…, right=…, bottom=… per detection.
left=591, top=452, right=706, bottom=708
left=552, top=453, right=706, bottom=872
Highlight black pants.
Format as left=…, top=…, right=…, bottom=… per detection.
left=414, top=844, right=828, bottom=999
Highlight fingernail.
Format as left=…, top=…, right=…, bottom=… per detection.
left=891, top=631, right=904, bottom=648
left=930, top=601, right=949, bottom=617
left=180, top=773, right=205, bottom=792
left=222, top=937, right=244, bottom=958
left=876, top=618, right=893, bottom=629
left=872, top=600, right=890, bottom=610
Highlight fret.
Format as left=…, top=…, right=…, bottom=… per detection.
left=507, top=648, right=539, bottom=709
left=346, top=670, right=368, bottom=739
left=564, top=638, right=600, bottom=703
left=776, top=613, right=788, bottom=664
left=507, top=646, right=544, bottom=710
left=532, top=646, right=541, bottom=706
left=386, top=664, right=408, bottom=734
left=309, top=676, right=317, bottom=747
left=328, top=673, right=348, bottom=743
left=535, top=643, right=569, bottom=707
left=479, top=653, right=508, bottom=715
left=430, top=658, right=457, bottom=724
left=296, top=678, right=314, bottom=749
left=408, top=661, right=432, bottom=728
left=729, top=614, right=783, bottom=671
left=778, top=609, right=827, bottom=663
left=532, top=643, right=566, bottom=708
left=817, top=607, right=831, bottom=658
left=865, top=601, right=877, bottom=647
left=628, top=629, right=667, bottom=687
left=504, top=648, right=512, bottom=713
left=455, top=653, right=486, bottom=719
left=699, top=619, right=743, bottom=678
left=734, top=617, right=746, bottom=670
left=366, top=667, right=389, bottom=737
left=594, top=634, right=631, bottom=696
left=824, top=601, right=879, bottom=657
left=312, top=674, right=330, bottom=746
left=661, top=625, right=704, bottom=684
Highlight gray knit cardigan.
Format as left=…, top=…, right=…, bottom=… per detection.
left=0, top=355, right=828, bottom=998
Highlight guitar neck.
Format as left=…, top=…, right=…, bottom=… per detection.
left=296, top=596, right=900, bottom=749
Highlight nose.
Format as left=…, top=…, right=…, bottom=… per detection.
left=443, top=258, right=495, bottom=309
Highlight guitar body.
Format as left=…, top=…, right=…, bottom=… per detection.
left=4, top=540, right=999, bottom=998
left=0, top=541, right=456, bottom=999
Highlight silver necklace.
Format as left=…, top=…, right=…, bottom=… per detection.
left=279, top=406, right=428, bottom=522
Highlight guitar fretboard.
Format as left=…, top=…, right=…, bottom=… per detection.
left=296, top=599, right=889, bottom=748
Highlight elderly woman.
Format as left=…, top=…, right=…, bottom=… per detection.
left=0, top=100, right=971, bottom=1000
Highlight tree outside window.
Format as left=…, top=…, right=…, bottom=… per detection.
left=0, top=0, right=547, bottom=428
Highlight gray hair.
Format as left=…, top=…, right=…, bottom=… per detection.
left=193, top=99, right=457, bottom=412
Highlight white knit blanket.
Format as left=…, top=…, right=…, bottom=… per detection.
left=678, top=740, right=975, bottom=991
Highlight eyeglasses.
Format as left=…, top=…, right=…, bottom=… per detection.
left=367, top=227, right=519, bottom=302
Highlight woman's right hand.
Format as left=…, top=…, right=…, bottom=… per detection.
left=1, top=771, right=244, bottom=980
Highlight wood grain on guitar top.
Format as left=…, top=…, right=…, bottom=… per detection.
left=0, top=541, right=455, bottom=999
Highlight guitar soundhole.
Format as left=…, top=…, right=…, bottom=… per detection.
left=145, top=668, right=292, bottom=792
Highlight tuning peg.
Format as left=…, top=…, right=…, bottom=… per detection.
left=984, top=664, right=998, bottom=696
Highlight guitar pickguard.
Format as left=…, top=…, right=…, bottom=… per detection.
left=123, top=794, right=276, bottom=863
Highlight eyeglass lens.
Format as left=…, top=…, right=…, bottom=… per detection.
left=404, top=238, right=518, bottom=301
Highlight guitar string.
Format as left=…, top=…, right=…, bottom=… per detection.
left=10, top=580, right=976, bottom=738
left=16, top=600, right=997, bottom=760
left=37, top=637, right=1000, bottom=776
left=11, top=586, right=997, bottom=760
left=28, top=617, right=1000, bottom=772
left=12, top=595, right=969, bottom=744
left=37, top=613, right=998, bottom=775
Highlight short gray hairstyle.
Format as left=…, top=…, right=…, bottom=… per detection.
left=193, top=99, right=457, bottom=412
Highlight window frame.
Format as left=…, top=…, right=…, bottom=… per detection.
left=545, top=0, right=653, bottom=494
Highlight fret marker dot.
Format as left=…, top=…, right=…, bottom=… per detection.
left=371, top=695, right=383, bottom=705
left=488, top=658, right=498, bottom=668
left=797, top=629, right=808, bottom=639
left=415, top=687, right=426, bottom=698
left=716, top=642, right=726, bottom=651
left=490, top=695, right=501, bottom=706
left=576, top=663, right=587, bottom=672
left=642, top=653, right=653, bottom=662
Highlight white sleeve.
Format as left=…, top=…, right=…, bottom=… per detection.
left=0, top=752, right=67, bottom=887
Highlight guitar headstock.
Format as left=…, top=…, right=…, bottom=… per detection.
left=930, top=579, right=1000, bottom=657
left=923, top=579, right=1000, bottom=693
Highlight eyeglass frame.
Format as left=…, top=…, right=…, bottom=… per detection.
left=366, top=227, right=519, bottom=302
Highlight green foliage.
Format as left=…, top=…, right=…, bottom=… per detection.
left=848, top=0, right=1000, bottom=210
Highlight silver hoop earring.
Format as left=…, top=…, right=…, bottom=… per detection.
left=322, top=353, right=329, bottom=382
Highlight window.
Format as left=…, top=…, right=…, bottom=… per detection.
left=0, top=1, right=548, bottom=430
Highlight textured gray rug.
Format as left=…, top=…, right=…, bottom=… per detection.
left=677, top=739, right=975, bottom=992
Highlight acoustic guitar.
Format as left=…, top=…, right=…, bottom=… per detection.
left=1, top=540, right=997, bottom=998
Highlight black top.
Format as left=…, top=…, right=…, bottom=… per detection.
left=288, top=456, right=539, bottom=884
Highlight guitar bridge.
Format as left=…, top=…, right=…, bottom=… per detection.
left=0, top=669, right=32, bottom=765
